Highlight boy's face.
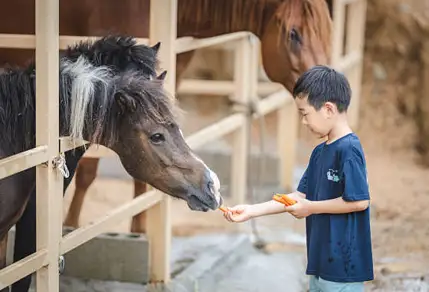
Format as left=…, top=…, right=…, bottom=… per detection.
left=295, top=96, right=336, bottom=139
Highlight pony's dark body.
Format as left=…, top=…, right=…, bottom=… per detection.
left=0, top=64, right=87, bottom=291
left=9, top=149, right=84, bottom=291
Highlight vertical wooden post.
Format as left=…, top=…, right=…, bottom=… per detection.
left=35, top=0, right=62, bottom=291
left=345, top=0, right=367, bottom=128
left=277, top=102, right=298, bottom=192
left=230, top=37, right=251, bottom=205
left=146, top=0, right=176, bottom=283
left=331, top=0, right=346, bottom=66
left=248, top=34, right=259, bottom=187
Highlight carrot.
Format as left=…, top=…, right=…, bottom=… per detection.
left=273, top=194, right=297, bottom=206
left=273, top=195, right=286, bottom=204
left=219, top=206, right=228, bottom=213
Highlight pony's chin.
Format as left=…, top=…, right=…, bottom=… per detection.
left=186, top=195, right=214, bottom=212
left=187, top=203, right=210, bottom=212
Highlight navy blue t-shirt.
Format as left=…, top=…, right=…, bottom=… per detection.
left=297, top=133, right=374, bottom=282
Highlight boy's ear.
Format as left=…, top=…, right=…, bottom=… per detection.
left=324, top=102, right=337, bottom=116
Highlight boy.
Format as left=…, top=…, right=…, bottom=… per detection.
left=224, top=65, right=373, bottom=292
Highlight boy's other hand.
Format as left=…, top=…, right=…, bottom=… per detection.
left=284, top=196, right=313, bottom=219
left=223, top=204, right=255, bottom=223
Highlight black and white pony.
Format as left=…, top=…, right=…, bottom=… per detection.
left=0, top=35, right=222, bottom=292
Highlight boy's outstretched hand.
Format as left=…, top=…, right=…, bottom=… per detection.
left=223, top=204, right=255, bottom=223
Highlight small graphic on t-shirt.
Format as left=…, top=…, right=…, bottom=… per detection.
left=327, top=169, right=340, bottom=182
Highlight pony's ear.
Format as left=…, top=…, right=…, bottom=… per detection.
left=115, top=92, right=137, bottom=113
left=151, top=42, right=161, bottom=54
left=157, top=70, right=167, bottom=81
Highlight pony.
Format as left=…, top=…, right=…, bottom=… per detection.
left=0, top=35, right=223, bottom=291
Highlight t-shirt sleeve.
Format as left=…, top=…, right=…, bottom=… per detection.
left=342, top=151, right=370, bottom=201
left=297, top=168, right=308, bottom=195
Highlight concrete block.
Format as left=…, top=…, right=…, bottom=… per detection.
left=62, top=227, right=149, bottom=284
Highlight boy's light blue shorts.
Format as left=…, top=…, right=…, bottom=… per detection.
left=309, top=276, right=364, bottom=292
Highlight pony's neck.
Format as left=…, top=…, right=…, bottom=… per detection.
left=0, top=67, right=36, bottom=155
left=177, top=0, right=277, bottom=39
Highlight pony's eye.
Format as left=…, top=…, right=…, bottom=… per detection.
left=289, top=28, right=302, bottom=44
left=150, top=133, right=165, bottom=144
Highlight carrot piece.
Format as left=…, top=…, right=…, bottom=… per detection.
left=273, top=195, right=285, bottom=204
left=273, top=194, right=297, bottom=206
left=219, top=206, right=228, bottom=212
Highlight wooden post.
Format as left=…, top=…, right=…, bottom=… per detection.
left=277, top=102, right=298, bottom=192
left=249, top=34, right=259, bottom=168
left=146, top=0, right=176, bottom=283
left=35, top=0, right=62, bottom=291
left=331, top=0, right=346, bottom=66
left=345, top=0, right=367, bottom=128
left=230, top=37, right=251, bottom=205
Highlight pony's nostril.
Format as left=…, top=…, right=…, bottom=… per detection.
left=207, top=181, right=214, bottom=194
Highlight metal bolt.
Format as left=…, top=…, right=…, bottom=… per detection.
left=58, top=255, right=65, bottom=274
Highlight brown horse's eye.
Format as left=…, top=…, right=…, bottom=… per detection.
left=150, top=133, right=165, bottom=144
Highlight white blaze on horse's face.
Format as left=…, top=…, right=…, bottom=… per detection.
left=179, top=128, right=222, bottom=205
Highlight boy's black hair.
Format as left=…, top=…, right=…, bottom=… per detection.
left=292, top=65, right=351, bottom=112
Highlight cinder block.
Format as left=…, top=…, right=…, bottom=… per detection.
left=62, top=227, right=149, bottom=284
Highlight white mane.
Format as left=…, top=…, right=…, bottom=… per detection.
left=60, top=55, right=113, bottom=142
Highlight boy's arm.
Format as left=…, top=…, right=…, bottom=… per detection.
left=308, top=197, right=369, bottom=214
left=284, top=196, right=369, bottom=219
left=249, top=191, right=306, bottom=218
left=226, top=168, right=308, bottom=222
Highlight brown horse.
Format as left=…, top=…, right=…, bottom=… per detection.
left=0, top=0, right=332, bottom=234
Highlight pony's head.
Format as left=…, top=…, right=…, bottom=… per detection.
left=260, top=0, right=332, bottom=91
left=60, top=35, right=222, bottom=212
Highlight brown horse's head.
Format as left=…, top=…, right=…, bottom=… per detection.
left=61, top=36, right=222, bottom=212
left=260, top=0, right=332, bottom=91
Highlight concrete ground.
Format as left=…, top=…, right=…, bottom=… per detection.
left=49, top=231, right=308, bottom=292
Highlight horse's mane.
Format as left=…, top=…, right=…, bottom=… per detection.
left=0, top=35, right=177, bottom=156
left=178, top=0, right=273, bottom=36
left=178, top=0, right=332, bottom=56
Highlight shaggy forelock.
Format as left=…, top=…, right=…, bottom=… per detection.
left=113, top=71, right=178, bottom=123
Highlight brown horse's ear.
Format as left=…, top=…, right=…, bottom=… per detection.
left=151, top=42, right=161, bottom=54
left=157, top=70, right=167, bottom=81
left=115, top=92, right=137, bottom=112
